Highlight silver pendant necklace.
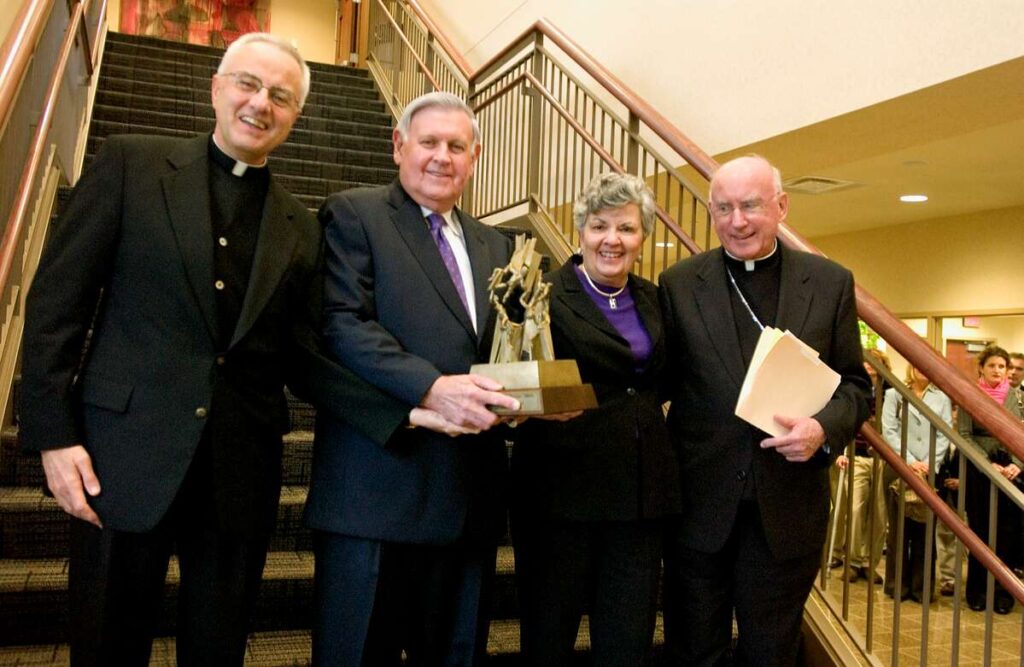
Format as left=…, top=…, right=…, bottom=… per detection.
left=580, top=265, right=626, bottom=309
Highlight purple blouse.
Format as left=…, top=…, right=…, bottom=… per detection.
left=574, top=265, right=653, bottom=369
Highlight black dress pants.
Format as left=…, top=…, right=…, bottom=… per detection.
left=512, top=518, right=663, bottom=667
left=663, top=501, right=819, bottom=667
left=68, top=441, right=271, bottom=666
left=964, top=460, right=1020, bottom=608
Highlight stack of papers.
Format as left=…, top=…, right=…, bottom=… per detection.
left=734, top=328, right=841, bottom=436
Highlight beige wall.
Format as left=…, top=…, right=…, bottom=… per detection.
left=106, top=0, right=337, bottom=65
left=0, top=1, right=19, bottom=49
left=417, top=0, right=1024, bottom=155
left=266, top=0, right=336, bottom=65
left=813, top=204, right=1024, bottom=316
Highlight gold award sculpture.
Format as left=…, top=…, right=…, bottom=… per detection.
left=470, top=236, right=597, bottom=415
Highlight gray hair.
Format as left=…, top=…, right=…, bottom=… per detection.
left=395, top=92, right=481, bottom=145
left=572, top=173, right=656, bottom=237
left=218, top=33, right=311, bottom=110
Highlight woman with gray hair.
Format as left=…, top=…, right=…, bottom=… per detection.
left=511, top=172, right=680, bottom=664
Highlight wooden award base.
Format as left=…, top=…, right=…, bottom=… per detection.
left=469, top=359, right=598, bottom=415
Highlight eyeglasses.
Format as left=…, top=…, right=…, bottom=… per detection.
left=708, top=193, right=779, bottom=220
left=219, top=71, right=299, bottom=110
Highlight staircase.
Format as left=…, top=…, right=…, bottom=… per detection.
left=0, top=32, right=623, bottom=665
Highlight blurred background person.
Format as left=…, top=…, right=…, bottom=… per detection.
left=959, top=345, right=1023, bottom=614
left=831, top=348, right=890, bottom=583
left=881, top=365, right=951, bottom=602
left=511, top=173, right=680, bottom=665
left=935, top=443, right=962, bottom=596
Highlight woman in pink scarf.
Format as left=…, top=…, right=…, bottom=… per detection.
left=958, top=345, right=1024, bottom=614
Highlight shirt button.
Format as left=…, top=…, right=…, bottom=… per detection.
left=736, top=470, right=747, bottom=481
left=626, top=387, right=637, bottom=396
left=214, top=280, right=225, bottom=290
left=195, top=407, right=208, bottom=419
left=218, top=237, right=228, bottom=247
left=215, top=356, right=226, bottom=366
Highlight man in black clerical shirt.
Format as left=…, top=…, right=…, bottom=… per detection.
left=659, top=155, right=870, bottom=665
left=20, top=33, right=453, bottom=665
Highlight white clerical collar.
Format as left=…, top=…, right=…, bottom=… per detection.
left=212, top=135, right=267, bottom=176
left=724, top=239, right=778, bottom=272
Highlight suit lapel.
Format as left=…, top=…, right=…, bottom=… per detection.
left=554, top=262, right=624, bottom=343
left=461, top=210, right=494, bottom=343
left=163, top=136, right=217, bottom=343
left=774, top=245, right=814, bottom=339
left=694, top=250, right=747, bottom=390
left=229, top=180, right=299, bottom=348
left=388, top=184, right=477, bottom=340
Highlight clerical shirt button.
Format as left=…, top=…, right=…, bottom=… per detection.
left=626, top=387, right=637, bottom=396
left=218, top=237, right=228, bottom=247
left=215, top=356, right=226, bottom=366
left=195, top=407, right=208, bottom=419
left=214, top=280, right=225, bottom=290
left=736, top=470, right=747, bottom=481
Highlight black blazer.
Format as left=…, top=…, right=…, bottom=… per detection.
left=512, top=259, right=680, bottom=521
left=305, top=180, right=513, bottom=545
left=20, top=134, right=408, bottom=536
left=659, top=245, right=870, bottom=560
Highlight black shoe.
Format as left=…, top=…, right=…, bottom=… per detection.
left=995, top=598, right=1014, bottom=615
left=844, top=568, right=861, bottom=583
left=940, top=581, right=955, bottom=596
left=967, top=596, right=986, bottom=612
left=829, top=558, right=843, bottom=569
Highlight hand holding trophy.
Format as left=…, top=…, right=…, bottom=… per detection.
left=471, top=236, right=597, bottom=415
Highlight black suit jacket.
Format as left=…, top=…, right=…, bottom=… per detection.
left=20, top=134, right=408, bottom=536
left=306, top=180, right=513, bottom=545
left=659, top=245, right=869, bottom=560
left=512, top=259, right=680, bottom=521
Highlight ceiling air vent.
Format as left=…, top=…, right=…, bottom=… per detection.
left=783, top=176, right=859, bottom=195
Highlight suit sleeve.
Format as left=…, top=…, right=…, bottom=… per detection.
left=811, top=271, right=871, bottom=454
left=287, top=226, right=410, bottom=445
left=20, top=138, right=126, bottom=452
left=319, top=193, right=442, bottom=407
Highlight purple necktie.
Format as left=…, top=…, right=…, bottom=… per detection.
left=426, top=213, right=470, bottom=315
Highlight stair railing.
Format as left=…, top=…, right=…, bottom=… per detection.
left=366, top=1, right=1024, bottom=662
left=0, top=0, right=108, bottom=430
left=821, top=353, right=1024, bottom=665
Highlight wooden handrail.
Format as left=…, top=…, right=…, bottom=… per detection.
left=402, top=0, right=472, bottom=77
left=0, top=0, right=54, bottom=136
left=372, top=0, right=440, bottom=91
left=861, top=422, right=1024, bottom=603
left=0, top=0, right=96, bottom=298
left=779, top=225, right=1024, bottom=462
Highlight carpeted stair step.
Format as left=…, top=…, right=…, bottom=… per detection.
left=0, top=484, right=312, bottom=559
left=98, top=62, right=385, bottom=102
left=94, top=89, right=392, bottom=128
left=85, top=119, right=394, bottom=156
left=97, top=76, right=388, bottom=114
left=0, top=545, right=522, bottom=647
left=90, top=104, right=393, bottom=140
left=0, top=615, right=665, bottom=665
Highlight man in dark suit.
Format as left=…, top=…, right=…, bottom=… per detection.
left=659, top=155, right=870, bottom=665
left=19, top=33, right=445, bottom=665
left=307, top=91, right=519, bottom=665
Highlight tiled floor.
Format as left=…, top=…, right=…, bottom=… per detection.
left=819, top=567, right=1023, bottom=666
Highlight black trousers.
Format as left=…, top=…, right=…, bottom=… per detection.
left=964, top=460, right=1021, bottom=606
left=312, top=532, right=496, bottom=666
left=511, top=518, right=663, bottom=667
left=69, top=441, right=271, bottom=666
left=662, top=502, right=819, bottom=667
